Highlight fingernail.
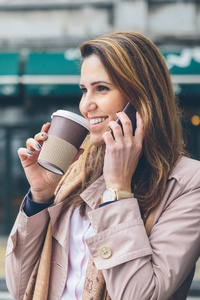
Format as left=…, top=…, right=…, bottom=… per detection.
left=28, top=151, right=33, bottom=155
left=36, top=144, right=41, bottom=149
left=41, top=133, right=46, bottom=137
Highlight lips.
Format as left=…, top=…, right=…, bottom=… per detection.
left=90, top=117, right=107, bottom=125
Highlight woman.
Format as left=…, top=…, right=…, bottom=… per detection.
left=6, top=31, right=200, bottom=300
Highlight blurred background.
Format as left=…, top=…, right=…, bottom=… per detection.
left=0, top=0, right=200, bottom=298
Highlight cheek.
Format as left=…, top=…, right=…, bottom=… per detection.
left=79, top=98, right=85, bottom=116
left=109, top=95, right=127, bottom=114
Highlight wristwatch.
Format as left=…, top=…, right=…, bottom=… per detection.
left=101, top=188, right=133, bottom=203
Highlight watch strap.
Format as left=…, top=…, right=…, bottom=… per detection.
left=115, top=190, right=133, bottom=200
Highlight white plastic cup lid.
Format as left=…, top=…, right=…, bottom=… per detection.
left=51, top=110, right=90, bottom=131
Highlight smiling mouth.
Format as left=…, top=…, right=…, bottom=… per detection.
left=90, top=117, right=108, bottom=125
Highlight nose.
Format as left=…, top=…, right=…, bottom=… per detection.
left=80, top=93, right=97, bottom=114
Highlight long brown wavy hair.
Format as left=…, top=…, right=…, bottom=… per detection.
left=58, top=31, right=186, bottom=217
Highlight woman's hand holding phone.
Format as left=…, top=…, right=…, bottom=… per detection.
left=109, top=102, right=137, bottom=137
left=103, top=107, right=144, bottom=192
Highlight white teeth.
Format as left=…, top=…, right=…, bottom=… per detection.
left=90, top=117, right=106, bottom=125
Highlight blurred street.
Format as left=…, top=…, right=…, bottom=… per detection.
left=0, top=1, right=199, bottom=299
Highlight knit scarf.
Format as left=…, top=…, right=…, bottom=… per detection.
left=23, top=152, right=156, bottom=300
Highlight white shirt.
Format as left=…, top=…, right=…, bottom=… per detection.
left=61, top=206, right=94, bottom=300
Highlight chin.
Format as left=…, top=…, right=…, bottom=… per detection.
left=90, top=137, right=105, bottom=147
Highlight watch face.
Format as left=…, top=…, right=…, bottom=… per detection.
left=102, top=189, right=115, bottom=202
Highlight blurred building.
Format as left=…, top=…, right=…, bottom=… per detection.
left=0, top=0, right=200, bottom=237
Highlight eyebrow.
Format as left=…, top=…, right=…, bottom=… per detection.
left=79, top=80, right=113, bottom=87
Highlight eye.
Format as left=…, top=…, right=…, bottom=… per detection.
left=97, top=85, right=110, bottom=92
left=80, top=87, right=87, bottom=94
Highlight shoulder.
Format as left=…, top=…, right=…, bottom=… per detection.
left=156, top=156, right=200, bottom=223
left=169, top=156, right=200, bottom=190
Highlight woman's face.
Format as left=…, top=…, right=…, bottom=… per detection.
left=79, top=54, right=127, bottom=146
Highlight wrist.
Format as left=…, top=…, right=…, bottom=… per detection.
left=30, top=188, right=55, bottom=203
left=101, top=188, right=133, bottom=203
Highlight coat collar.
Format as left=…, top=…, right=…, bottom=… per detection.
left=168, top=156, right=186, bottom=181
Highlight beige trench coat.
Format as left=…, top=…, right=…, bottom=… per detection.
left=5, top=156, right=200, bottom=300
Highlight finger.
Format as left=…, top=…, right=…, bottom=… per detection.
left=41, top=122, right=51, bottom=133
left=34, top=131, right=48, bottom=142
left=116, top=112, right=133, bottom=137
left=108, top=120, right=123, bottom=141
left=103, top=131, right=115, bottom=146
left=26, top=138, right=42, bottom=151
left=18, top=147, right=34, bottom=162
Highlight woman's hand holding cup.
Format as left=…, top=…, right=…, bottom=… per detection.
left=18, top=110, right=90, bottom=203
left=18, top=123, right=61, bottom=203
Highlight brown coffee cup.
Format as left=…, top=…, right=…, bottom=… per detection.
left=38, top=110, right=90, bottom=175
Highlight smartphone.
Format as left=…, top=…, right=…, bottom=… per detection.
left=110, top=102, right=136, bottom=137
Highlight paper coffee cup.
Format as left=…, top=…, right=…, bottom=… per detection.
left=38, top=110, right=90, bottom=175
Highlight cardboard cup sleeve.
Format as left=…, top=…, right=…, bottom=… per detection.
left=38, top=135, right=78, bottom=175
left=38, top=110, right=90, bottom=175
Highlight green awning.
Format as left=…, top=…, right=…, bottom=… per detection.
left=23, top=52, right=82, bottom=97
left=0, top=53, right=20, bottom=97
left=0, top=49, right=197, bottom=99
left=163, top=49, right=200, bottom=96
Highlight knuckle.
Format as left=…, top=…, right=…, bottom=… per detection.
left=124, top=119, right=132, bottom=127
left=115, top=125, right=122, bottom=132
left=34, top=133, right=40, bottom=140
left=26, top=138, right=32, bottom=144
left=110, top=125, right=118, bottom=132
left=126, top=141, right=133, bottom=149
left=110, top=121, right=121, bottom=129
left=17, top=148, right=22, bottom=155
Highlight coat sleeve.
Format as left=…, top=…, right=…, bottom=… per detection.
left=86, top=170, right=200, bottom=300
left=5, top=198, right=50, bottom=300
